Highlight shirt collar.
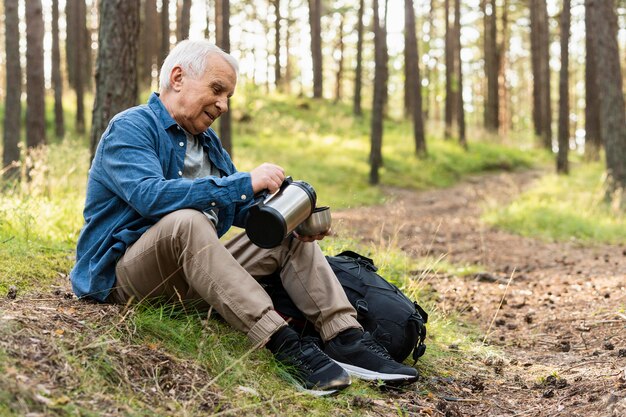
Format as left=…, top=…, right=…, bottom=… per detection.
left=148, top=92, right=179, bottom=130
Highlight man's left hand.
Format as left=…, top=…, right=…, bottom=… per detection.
left=293, top=229, right=333, bottom=242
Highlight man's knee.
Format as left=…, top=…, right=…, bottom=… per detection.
left=160, top=209, right=217, bottom=237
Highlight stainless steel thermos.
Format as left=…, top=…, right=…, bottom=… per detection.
left=245, top=177, right=317, bottom=248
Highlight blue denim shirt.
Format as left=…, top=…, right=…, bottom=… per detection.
left=71, top=93, right=254, bottom=301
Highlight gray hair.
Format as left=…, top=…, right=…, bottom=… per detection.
left=158, top=40, right=239, bottom=91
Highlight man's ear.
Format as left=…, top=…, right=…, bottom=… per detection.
left=169, top=66, right=184, bottom=92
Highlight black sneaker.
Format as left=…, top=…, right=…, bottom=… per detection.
left=325, top=331, right=419, bottom=384
left=269, top=327, right=351, bottom=394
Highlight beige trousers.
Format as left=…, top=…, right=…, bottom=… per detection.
left=109, top=209, right=361, bottom=345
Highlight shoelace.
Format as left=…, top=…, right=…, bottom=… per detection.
left=298, top=337, right=333, bottom=373
left=281, top=336, right=332, bottom=374
left=361, top=333, right=394, bottom=360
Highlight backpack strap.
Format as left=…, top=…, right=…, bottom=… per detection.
left=411, top=301, right=428, bottom=364
left=335, top=251, right=377, bottom=271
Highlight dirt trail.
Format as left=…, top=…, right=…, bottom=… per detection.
left=334, top=169, right=626, bottom=417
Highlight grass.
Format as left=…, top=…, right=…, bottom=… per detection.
left=483, top=162, right=626, bottom=244
left=0, top=87, right=617, bottom=415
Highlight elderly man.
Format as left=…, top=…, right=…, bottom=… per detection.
left=71, top=40, right=417, bottom=394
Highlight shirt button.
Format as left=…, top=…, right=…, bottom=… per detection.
left=177, top=126, right=181, bottom=131
left=211, top=202, right=216, bottom=207
left=178, top=170, right=182, bottom=176
left=241, top=194, right=247, bottom=200
left=179, top=141, right=184, bottom=147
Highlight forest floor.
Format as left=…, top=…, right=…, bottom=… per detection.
left=1, top=169, right=625, bottom=416
left=334, top=169, right=626, bottom=417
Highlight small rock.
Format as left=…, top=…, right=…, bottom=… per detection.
left=7, top=286, right=17, bottom=299
left=64, top=292, right=74, bottom=300
left=604, top=341, right=615, bottom=351
left=543, top=389, right=555, bottom=398
left=495, top=319, right=506, bottom=326
left=618, top=349, right=626, bottom=358
left=524, top=314, right=534, bottom=324
left=507, top=323, right=518, bottom=330
left=559, top=341, right=571, bottom=352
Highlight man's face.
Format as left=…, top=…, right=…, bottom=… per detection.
left=171, top=56, right=237, bottom=135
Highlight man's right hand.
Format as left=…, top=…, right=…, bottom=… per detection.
left=250, top=163, right=285, bottom=194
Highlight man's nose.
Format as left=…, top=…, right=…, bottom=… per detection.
left=216, top=97, right=229, bottom=114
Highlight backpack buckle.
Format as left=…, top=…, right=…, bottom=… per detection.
left=355, top=299, right=369, bottom=315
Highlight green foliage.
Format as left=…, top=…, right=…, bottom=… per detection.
left=230, top=88, right=540, bottom=209
left=483, top=163, right=626, bottom=244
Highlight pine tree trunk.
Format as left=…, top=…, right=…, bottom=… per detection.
left=178, top=0, right=191, bottom=41
left=274, top=0, right=282, bottom=89
left=205, top=0, right=212, bottom=40
left=309, top=0, right=323, bottom=98
left=454, top=0, right=466, bottom=148
left=160, top=0, right=170, bottom=65
left=26, top=0, right=46, bottom=149
left=557, top=0, right=571, bottom=174
left=52, top=0, right=65, bottom=139
left=497, top=0, right=509, bottom=135
left=587, top=0, right=626, bottom=201
left=90, top=0, right=140, bottom=160
left=215, top=0, right=233, bottom=156
left=75, top=0, right=86, bottom=133
left=584, top=2, right=601, bottom=161
left=405, top=0, right=426, bottom=155
left=444, top=0, right=454, bottom=139
left=3, top=0, right=22, bottom=179
left=483, top=0, right=498, bottom=131
left=334, top=13, right=345, bottom=102
left=370, top=0, right=386, bottom=185
left=140, top=0, right=158, bottom=90
left=530, top=0, right=551, bottom=148
left=353, top=0, right=364, bottom=115
left=284, top=8, right=293, bottom=93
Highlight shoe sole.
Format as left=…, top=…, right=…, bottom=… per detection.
left=295, top=382, right=351, bottom=396
left=332, top=360, right=418, bottom=383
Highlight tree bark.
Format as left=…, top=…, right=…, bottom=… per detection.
left=309, top=0, right=323, bottom=98
left=140, top=0, right=158, bottom=90
left=215, top=0, right=233, bottom=156
left=3, top=0, right=22, bottom=179
left=160, top=0, right=170, bottom=66
left=66, top=0, right=89, bottom=133
left=530, top=0, right=552, bottom=148
left=444, top=0, right=454, bottom=139
left=178, top=0, right=192, bottom=41
left=273, top=0, right=282, bottom=89
left=497, top=0, right=509, bottom=135
left=90, top=0, right=140, bottom=160
left=483, top=0, right=499, bottom=131
left=26, top=0, right=46, bottom=149
left=405, top=0, right=426, bottom=155
left=454, top=0, right=466, bottom=148
left=557, top=0, right=571, bottom=174
left=370, top=0, right=386, bottom=185
left=334, top=13, right=345, bottom=102
left=52, top=0, right=65, bottom=139
left=584, top=2, right=601, bottom=161
left=353, top=0, right=364, bottom=115
left=284, top=7, right=293, bottom=93
left=587, top=0, right=626, bottom=201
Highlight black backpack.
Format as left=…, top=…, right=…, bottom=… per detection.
left=262, top=250, right=428, bottom=363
